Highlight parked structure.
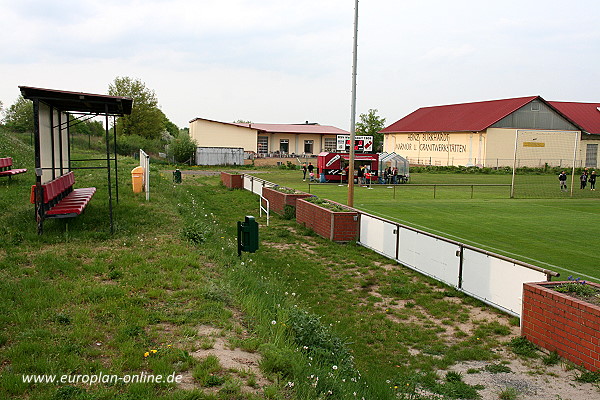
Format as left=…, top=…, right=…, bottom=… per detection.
left=196, top=147, right=244, bottom=166
left=382, top=96, right=600, bottom=168
left=189, top=118, right=349, bottom=157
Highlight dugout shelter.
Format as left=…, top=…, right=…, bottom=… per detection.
left=20, top=86, right=133, bottom=234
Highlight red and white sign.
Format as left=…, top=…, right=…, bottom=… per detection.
left=336, top=135, right=373, bottom=152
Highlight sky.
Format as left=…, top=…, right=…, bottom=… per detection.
left=1, top=0, right=599, bottom=131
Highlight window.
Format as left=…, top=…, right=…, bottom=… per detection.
left=304, top=140, right=314, bottom=154
left=531, top=102, right=540, bottom=111
left=279, top=139, right=289, bottom=154
left=586, top=144, right=598, bottom=168
left=257, top=136, right=268, bottom=154
left=324, top=137, right=336, bottom=152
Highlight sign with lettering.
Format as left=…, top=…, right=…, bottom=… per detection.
left=337, top=135, right=373, bottom=152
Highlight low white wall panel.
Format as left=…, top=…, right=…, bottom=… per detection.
left=461, top=248, right=548, bottom=315
left=397, top=228, right=460, bottom=287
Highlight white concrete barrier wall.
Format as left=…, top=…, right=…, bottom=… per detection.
left=461, top=248, right=548, bottom=316
left=359, top=214, right=396, bottom=259
left=243, top=175, right=253, bottom=192
left=241, top=175, right=552, bottom=318
left=397, top=228, right=460, bottom=287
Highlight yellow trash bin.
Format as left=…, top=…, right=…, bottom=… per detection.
left=131, top=166, right=144, bottom=193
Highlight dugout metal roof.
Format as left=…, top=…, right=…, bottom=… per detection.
left=20, top=86, right=133, bottom=115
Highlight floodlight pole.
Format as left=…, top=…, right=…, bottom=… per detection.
left=347, top=0, right=359, bottom=207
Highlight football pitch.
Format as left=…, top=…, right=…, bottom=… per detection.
left=259, top=170, right=600, bottom=282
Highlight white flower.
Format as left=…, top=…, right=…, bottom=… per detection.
left=271, top=320, right=276, bottom=325
left=332, top=365, right=338, bottom=370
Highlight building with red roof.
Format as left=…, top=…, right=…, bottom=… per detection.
left=381, top=96, right=600, bottom=168
left=189, top=117, right=348, bottom=158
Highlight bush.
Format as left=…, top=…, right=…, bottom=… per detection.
left=115, top=134, right=163, bottom=156
left=170, top=133, right=197, bottom=164
left=282, top=205, right=295, bottom=220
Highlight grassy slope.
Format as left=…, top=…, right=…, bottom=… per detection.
left=1, top=133, right=595, bottom=399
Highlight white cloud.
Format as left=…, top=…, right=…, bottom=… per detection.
left=1, top=0, right=600, bottom=130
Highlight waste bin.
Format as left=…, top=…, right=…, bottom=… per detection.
left=131, top=166, right=144, bottom=193
left=237, top=216, right=259, bottom=256
left=173, top=169, right=182, bottom=184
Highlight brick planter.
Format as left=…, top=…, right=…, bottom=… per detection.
left=262, top=187, right=311, bottom=216
left=522, top=281, right=600, bottom=371
left=220, top=172, right=243, bottom=189
left=296, top=198, right=359, bottom=243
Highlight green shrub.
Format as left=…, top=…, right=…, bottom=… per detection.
left=282, top=205, right=295, bottom=220
left=509, top=337, right=538, bottom=358
left=258, top=343, right=297, bottom=377
left=170, top=133, right=197, bottom=164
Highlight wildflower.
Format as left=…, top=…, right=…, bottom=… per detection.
left=271, top=320, right=276, bottom=325
left=144, top=352, right=150, bottom=357
left=332, top=365, right=338, bottom=370
left=151, top=349, right=157, bottom=353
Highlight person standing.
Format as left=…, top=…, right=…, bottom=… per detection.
left=558, top=171, right=567, bottom=192
left=357, top=165, right=364, bottom=185
left=580, top=170, right=588, bottom=189
left=302, top=163, right=307, bottom=181
left=589, top=171, right=597, bottom=191
left=307, top=162, right=314, bottom=182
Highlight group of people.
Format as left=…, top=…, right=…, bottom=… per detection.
left=301, top=162, right=315, bottom=182
left=382, top=166, right=402, bottom=184
left=559, top=169, right=597, bottom=191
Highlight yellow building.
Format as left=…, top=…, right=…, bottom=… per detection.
left=382, top=96, right=600, bottom=168
left=189, top=118, right=349, bottom=156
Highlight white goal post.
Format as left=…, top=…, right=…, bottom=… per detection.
left=510, top=130, right=580, bottom=198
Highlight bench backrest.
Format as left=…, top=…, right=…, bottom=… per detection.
left=0, top=157, right=13, bottom=169
left=30, top=172, right=75, bottom=204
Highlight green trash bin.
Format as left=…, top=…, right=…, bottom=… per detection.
left=237, top=216, right=259, bottom=256
left=173, top=169, right=182, bottom=184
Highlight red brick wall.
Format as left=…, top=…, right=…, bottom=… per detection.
left=220, top=172, right=243, bottom=189
left=262, top=187, right=311, bottom=215
left=296, top=199, right=359, bottom=242
left=522, top=281, right=600, bottom=371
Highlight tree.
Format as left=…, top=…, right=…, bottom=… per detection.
left=2, top=96, right=34, bottom=132
left=108, top=77, right=165, bottom=140
left=356, top=109, right=386, bottom=152
left=159, top=110, right=179, bottom=138
left=170, top=132, right=197, bottom=164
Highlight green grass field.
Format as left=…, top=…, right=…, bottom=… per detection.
left=3, top=129, right=600, bottom=399
left=255, top=170, right=600, bottom=282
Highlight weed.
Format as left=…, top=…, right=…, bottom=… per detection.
left=575, top=370, right=600, bottom=383
left=498, top=386, right=519, bottom=400
left=182, top=221, right=206, bottom=244
left=542, top=351, right=561, bottom=366
left=485, top=363, right=512, bottom=373
left=282, top=205, right=296, bottom=220
left=509, top=337, right=539, bottom=358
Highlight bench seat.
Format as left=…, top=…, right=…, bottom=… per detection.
left=31, top=171, right=96, bottom=220
left=0, top=157, right=27, bottom=177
